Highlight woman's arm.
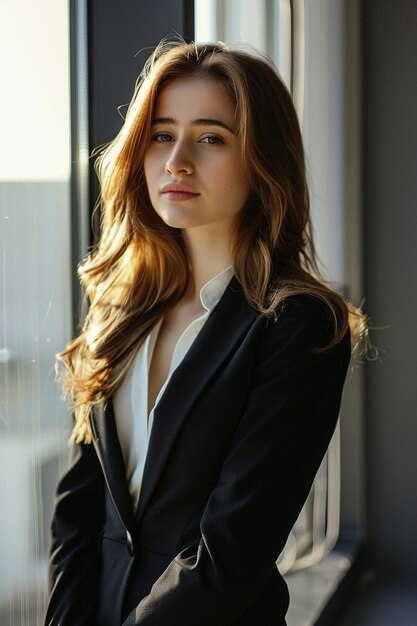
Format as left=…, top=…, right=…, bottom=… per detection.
left=122, top=298, right=351, bottom=625
left=45, top=436, right=105, bottom=626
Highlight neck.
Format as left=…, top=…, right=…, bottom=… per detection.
left=182, top=225, right=233, bottom=300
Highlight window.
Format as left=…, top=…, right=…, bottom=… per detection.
left=0, top=1, right=73, bottom=622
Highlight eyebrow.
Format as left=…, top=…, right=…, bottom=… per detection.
left=151, top=117, right=235, bottom=134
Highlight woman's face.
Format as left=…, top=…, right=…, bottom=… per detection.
left=144, top=77, right=250, bottom=235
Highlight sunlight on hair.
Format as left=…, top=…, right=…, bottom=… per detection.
left=55, top=41, right=368, bottom=445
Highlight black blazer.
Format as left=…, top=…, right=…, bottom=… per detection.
left=45, top=278, right=351, bottom=626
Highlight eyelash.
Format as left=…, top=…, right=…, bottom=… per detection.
left=152, top=133, right=173, bottom=143
left=200, top=134, right=224, bottom=145
left=151, top=132, right=224, bottom=145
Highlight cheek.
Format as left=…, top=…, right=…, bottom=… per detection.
left=143, top=157, right=157, bottom=195
left=227, top=169, right=250, bottom=206
left=143, top=154, right=151, bottom=180
left=221, top=154, right=249, bottom=194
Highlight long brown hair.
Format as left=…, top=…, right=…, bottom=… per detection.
left=59, top=41, right=365, bottom=444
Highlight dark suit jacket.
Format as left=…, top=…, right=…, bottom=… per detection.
left=45, top=277, right=351, bottom=626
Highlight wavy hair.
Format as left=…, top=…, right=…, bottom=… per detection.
left=58, top=40, right=366, bottom=444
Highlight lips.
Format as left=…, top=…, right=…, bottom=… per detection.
left=161, top=183, right=200, bottom=201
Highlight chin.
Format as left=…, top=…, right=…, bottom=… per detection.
left=157, top=210, right=200, bottom=230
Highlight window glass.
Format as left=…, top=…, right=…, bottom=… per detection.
left=0, top=1, right=72, bottom=622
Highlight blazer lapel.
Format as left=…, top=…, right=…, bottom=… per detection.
left=136, top=277, right=258, bottom=522
left=90, top=401, right=135, bottom=534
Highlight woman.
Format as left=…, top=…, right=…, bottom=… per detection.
left=46, top=41, right=360, bottom=625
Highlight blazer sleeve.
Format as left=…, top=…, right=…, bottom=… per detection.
left=123, top=298, right=351, bottom=626
left=45, top=436, right=105, bottom=626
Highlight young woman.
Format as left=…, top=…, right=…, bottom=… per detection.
left=45, top=41, right=360, bottom=625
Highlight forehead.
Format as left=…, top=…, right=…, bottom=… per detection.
left=154, top=77, right=236, bottom=125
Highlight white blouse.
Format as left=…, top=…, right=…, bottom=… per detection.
left=113, top=266, right=233, bottom=509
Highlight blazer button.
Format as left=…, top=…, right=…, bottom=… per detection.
left=126, top=529, right=134, bottom=556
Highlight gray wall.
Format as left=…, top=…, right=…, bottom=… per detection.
left=363, top=0, right=417, bottom=576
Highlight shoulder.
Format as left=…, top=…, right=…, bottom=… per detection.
left=266, top=293, right=335, bottom=329
left=276, top=293, right=333, bottom=317
left=259, top=294, right=350, bottom=355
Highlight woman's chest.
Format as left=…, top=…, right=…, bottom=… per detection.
left=147, top=302, right=207, bottom=413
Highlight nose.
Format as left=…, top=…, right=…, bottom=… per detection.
left=165, top=141, right=193, bottom=175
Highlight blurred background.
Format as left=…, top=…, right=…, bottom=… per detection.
left=0, top=1, right=416, bottom=624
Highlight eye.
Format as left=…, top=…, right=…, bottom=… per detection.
left=151, top=132, right=174, bottom=143
left=199, top=134, right=224, bottom=145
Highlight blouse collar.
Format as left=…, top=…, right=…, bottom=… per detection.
left=199, top=266, right=234, bottom=312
